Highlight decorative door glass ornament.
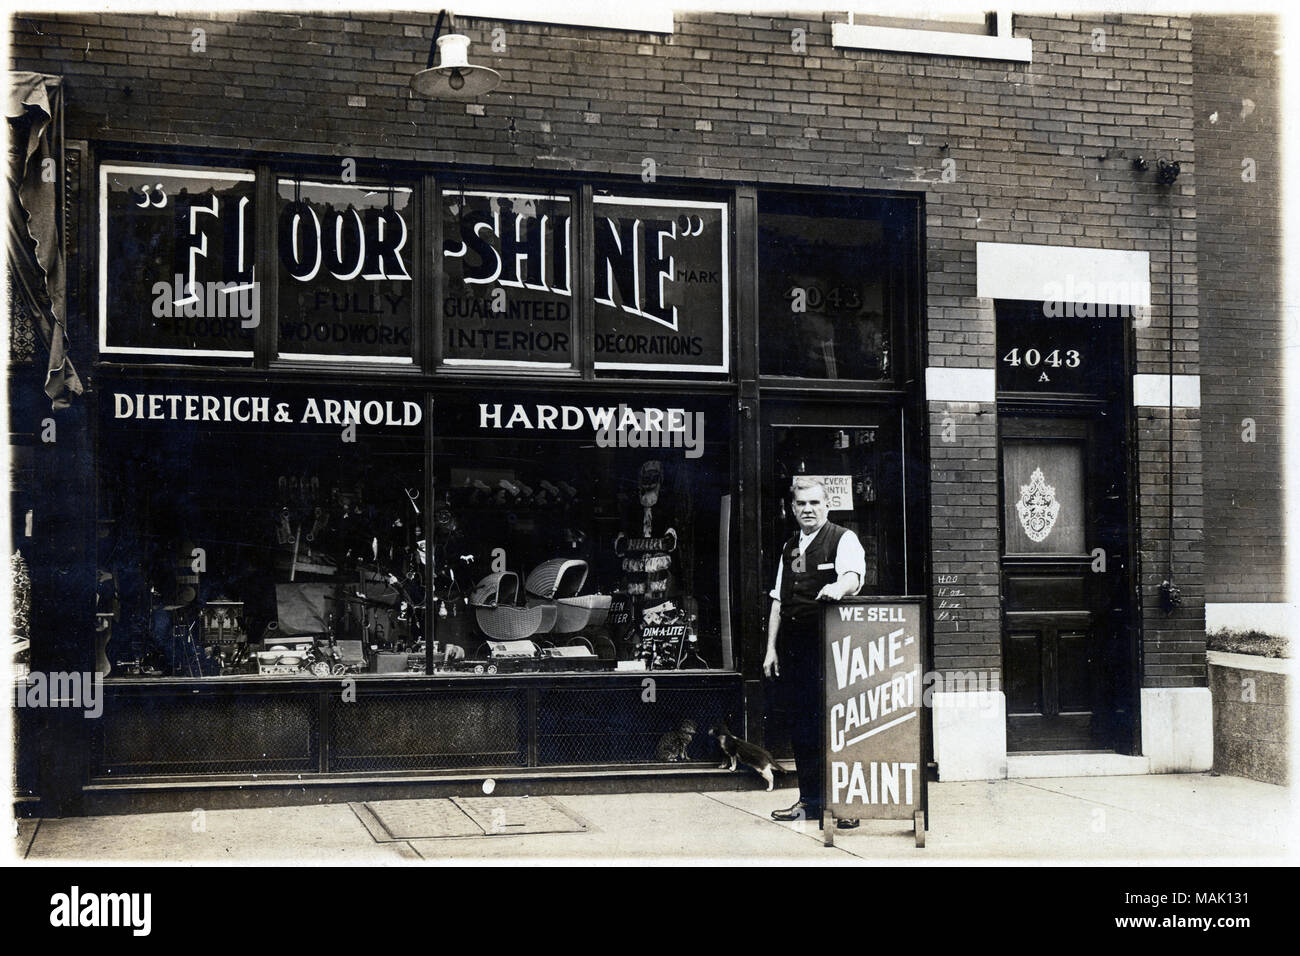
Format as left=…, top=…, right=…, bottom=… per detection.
left=1015, top=467, right=1060, bottom=544
left=1001, top=440, right=1086, bottom=555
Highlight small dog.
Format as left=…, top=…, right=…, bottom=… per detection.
left=708, top=722, right=780, bottom=791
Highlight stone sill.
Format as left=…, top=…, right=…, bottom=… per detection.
left=832, top=22, right=1033, bottom=63
left=1207, top=651, right=1293, bottom=675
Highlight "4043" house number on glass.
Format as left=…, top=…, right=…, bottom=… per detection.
left=1001, top=347, right=1081, bottom=383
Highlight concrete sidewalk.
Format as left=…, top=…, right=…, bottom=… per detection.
left=13, top=772, right=1297, bottom=865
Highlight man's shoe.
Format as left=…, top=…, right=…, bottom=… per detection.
left=770, top=801, right=813, bottom=821
left=835, top=818, right=860, bottom=830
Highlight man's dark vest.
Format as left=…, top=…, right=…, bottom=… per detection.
left=779, top=521, right=848, bottom=629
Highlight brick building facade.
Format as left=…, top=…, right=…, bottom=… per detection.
left=1192, top=14, right=1286, bottom=631
left=10, top=7, right=1278, bottom=813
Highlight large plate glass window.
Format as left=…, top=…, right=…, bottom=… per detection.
left=757, top=192, right=917, bottom=381
left=593, top=196, right=729, bottom=374
left=97, top=384, right=427, bottom=679
left=100, top=163, right=256, bottom=358
left=440, top=188, right=575, bottom=369
left=276, top=178, right=416, bottom=364
left=429, top=393, right=734, bottom=673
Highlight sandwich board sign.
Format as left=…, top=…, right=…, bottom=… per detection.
left=821, top=595, right=928, bottom=847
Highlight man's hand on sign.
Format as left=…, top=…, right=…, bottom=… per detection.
left=817, top=572, right=860, bottom=603
left=763, top=646, right=780, bottom=678
left=816, top=582, right=847, bottom=602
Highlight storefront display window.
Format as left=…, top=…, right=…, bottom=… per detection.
left=96, top=385, right=734, bottom=678
left=431, top=394, right=733, bottom=671
left=87, top=161, right=921, bottom=691
left=276, top=178, right=416, bottom=364
left=757, top=191, right=916, bottom=381
left=97, top=384, right=427, bottom=679
left=60, top=140, right=935, bottom=791
left=100, top=163, right=256, bottom=358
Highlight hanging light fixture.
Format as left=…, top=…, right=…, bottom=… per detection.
left=410, top=10, right=500, bottom=100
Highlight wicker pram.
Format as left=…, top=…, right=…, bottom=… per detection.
left=469, top=571, right=555, bottom=641
left=523, top=559, right=612, bottom=635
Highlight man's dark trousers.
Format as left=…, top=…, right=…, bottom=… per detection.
left=778, top=620, right=823, bottom=813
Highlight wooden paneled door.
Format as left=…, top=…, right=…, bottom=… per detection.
left=999, top=415, right=1134, bottom=752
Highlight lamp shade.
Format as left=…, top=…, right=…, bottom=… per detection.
left=410, top=33, right=500, bottom=99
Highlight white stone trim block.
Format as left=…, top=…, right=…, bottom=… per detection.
left=450, top=2, right=674, bottom=34
left=976, top=242, right=1151, bottom=305
left=1141, top=687, right=1214, bottom=773
left=1133, top=374, right=1201, bottom=408
left=933, top=691, right=1007, bottom=780
left=832, top=21, right=1032, bottom=62
left=925, top=366, right=996, bottom=403
left=1006, top=752, right=1150, bottom=778
left=1207, top=651, right=1295, bottom=675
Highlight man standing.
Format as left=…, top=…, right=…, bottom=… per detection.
left=765, top=476, right=865, bottom=828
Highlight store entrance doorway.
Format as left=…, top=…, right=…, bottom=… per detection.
left=999, top=414, right=1135, bottom=752
left=993, top=299, right=1139, bottom=755
left=759, top=402, right=916, bottom=755
left=761, top=409, right=911, bottom=601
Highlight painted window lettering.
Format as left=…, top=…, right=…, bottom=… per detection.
left=278, top=200, right=410, bottom=282
left=444, top=196, right=572, bottom=294
left=593, top=197, right=728, bottom=372
left=274, top=180, right=416, bottom=362
left=100, top=165, right=259, bottom=356
left=1002, top=347, right=1081, bottom=368
left=440, top=191, right=575, bottom=365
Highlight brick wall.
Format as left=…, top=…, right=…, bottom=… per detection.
left=1192, top=14, right=1284, bottom=607
left=1137, top=407, right=1206, bottom=685
left=10, top=9, right=1204, bottom=685
left=927, top=402, right=1000, bottom=678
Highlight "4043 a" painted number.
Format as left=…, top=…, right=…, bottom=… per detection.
left=1001, top=347, right=1081, bottom=368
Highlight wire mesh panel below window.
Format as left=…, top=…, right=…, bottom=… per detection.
left=92, top=692, right=318, bottom=776
left=535, top=685, right=739, bottom=767
left=329, top=689, right=527, bottom=772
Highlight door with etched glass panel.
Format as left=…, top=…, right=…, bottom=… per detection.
left=759, top=404, right=914, bottom=758
left=1000, top=418, right=1125, bottom=751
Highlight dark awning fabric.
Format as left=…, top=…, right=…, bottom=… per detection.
left=7, top=71, right=82, bottom=409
